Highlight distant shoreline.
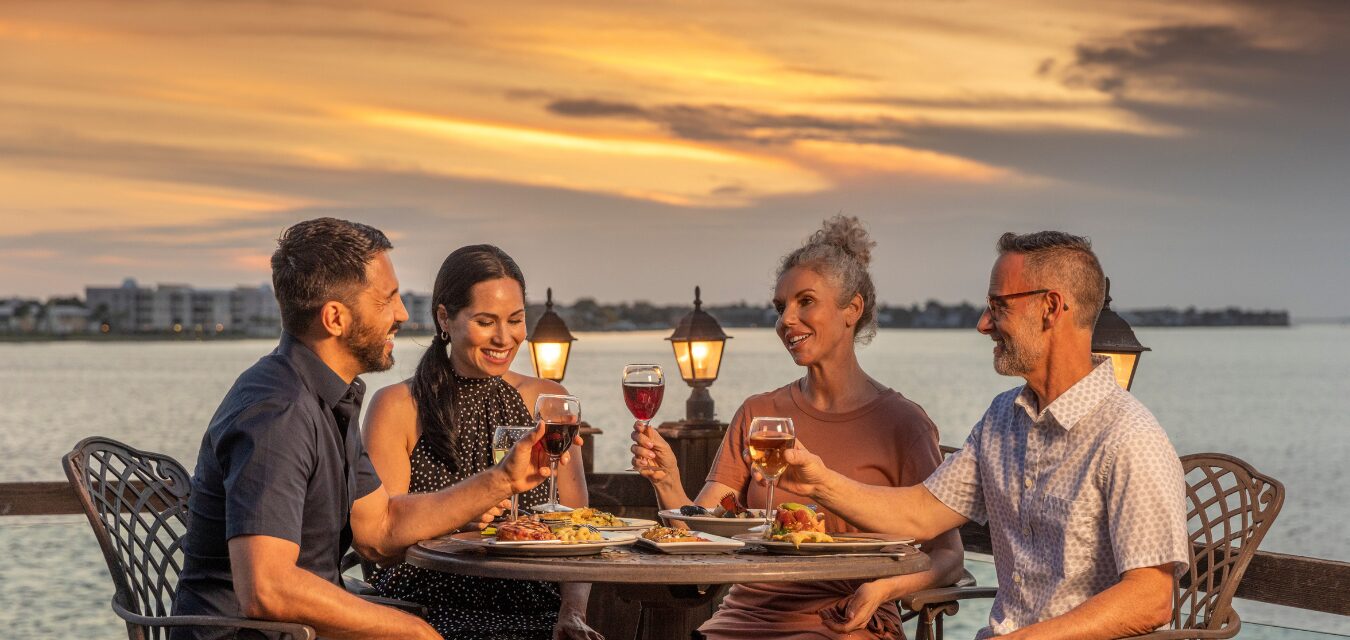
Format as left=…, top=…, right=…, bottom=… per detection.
left=4, top=322, right=1339, bottom=344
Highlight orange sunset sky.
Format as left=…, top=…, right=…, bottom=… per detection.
left=2, top=1, right=1348, bottom=316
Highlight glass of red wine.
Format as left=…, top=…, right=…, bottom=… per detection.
left=533, top=393, right=580, bottom=513
left=747, top=416, right=795, bottom=537
left=622, top=364, right=664, bottom=471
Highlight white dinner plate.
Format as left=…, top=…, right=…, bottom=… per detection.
left=732, top=532, right=915, bottom=555
left=657, top=509, right=768, bottom=537
left=535, top=513, right=660, bottom=532
left=445, top=530, right=637, bottom=557
left=634, top=530, right=745, bottom=554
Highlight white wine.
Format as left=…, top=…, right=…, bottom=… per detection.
left=748, top=432, right=795, bottom=478
left=493, top=448, right=508, bottom=465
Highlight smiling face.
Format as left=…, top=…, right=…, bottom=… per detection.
left=441, top=277, right=527, bottom=378
left=977, top=252, right=1047, bottom=377
left=343, top=251, right=408, bottom=374
left=773, top=265, right=860, bottom=367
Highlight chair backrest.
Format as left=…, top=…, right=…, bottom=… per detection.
left=1173, top=452, right=1284, bottom=631
left=63, top=436, right=193, bottom=640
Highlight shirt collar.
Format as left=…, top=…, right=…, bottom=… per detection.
left=1013, top=355, right=1115, bottom=431
left=277, top=331, right=366, bottom=409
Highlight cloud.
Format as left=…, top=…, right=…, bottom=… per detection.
left=546, top=98, right=912, bottom=146
left=1045, top=24, right=1285, bottom=101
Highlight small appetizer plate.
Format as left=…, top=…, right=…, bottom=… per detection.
left=635, top=531, right=745, bottom=554
left=657, top=509, right=768, bottom=537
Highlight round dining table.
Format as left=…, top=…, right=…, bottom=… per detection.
left=407, top=536, right=931, bottom=640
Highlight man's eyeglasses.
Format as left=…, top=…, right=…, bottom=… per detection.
left=985, top=289, right=1050, bottom=319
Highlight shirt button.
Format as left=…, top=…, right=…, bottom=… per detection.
left=1024, top=477, right=1033, bottom=489
left=1013, top=572, right=1022, bottom=584
left=1021, top=525, right=1030, bottom=536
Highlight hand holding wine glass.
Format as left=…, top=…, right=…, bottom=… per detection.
left=747, top=416, right=795, bottom=537
left=492, top=425, right=536, bottom=519
left=622, top=364, right=664, bottom=471
left=534, top=393, right=581, bottom=513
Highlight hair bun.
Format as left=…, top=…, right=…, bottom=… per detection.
left=809, top=214, right=875, bottom=266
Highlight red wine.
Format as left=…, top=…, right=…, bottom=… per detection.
left=543, top=421, right=579, bottom=457
left=623, top=382, right=665, bottom=421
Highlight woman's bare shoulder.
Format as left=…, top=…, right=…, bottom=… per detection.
left=365, top=380, right=420, bottom=441
left=504, top=371, right=567, bottom=407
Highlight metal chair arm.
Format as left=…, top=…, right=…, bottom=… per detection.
left=901, top=585, right=998, bottom=610
left=1122, top=611, right=1241, bottom=640
left=112, top=599, right=316, bottom=640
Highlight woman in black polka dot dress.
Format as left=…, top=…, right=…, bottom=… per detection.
left=363, top=245, right=601, bottom=640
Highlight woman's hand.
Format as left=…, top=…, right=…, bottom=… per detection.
left=553, top=610, right=603, bottom=640
left=629, top=421, right=680, bottom=485
left=821, top=579, right=895, bottom=634
left=468, top=499, right=510, bottom=529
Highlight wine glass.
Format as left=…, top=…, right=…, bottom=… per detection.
left=622, top=364, right=664, bottom=471
left=491, top=425, right=536, bottom=520
left=533, top=393, right=581, bottom=513
left=747, top=416, right=795, bottom=538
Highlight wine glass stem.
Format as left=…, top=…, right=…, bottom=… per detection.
left=510, top=493, right=519, bottom=520
left=764, top=478, right=776, bottom=539
left=548, top=458, right=560, bottom=506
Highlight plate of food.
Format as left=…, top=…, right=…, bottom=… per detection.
left=635, top=526, right=746, bottom=554
left=536, top=507, right=658, bottom=532
left=658, top=492, right=767, bottom=537
left=454, top=518, right=638, bottom=556
left=732, top=503, right=914, bottom=555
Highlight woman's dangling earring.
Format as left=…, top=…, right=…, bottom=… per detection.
left=438, top=326, right=450, bottom=342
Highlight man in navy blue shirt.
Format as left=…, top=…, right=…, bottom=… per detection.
left=173, top=218, right=566, bottom=640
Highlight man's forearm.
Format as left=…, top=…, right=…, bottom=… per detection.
left=1000, top=566, right=1174, bottom=640
left=248, top=564, right=435, bottom=640
left=382, top=467, right=512, bottom=550
left=813, top=473, right=926, bottom=535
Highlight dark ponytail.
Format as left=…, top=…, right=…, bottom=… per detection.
left=411, top=245, right=526, bottom=467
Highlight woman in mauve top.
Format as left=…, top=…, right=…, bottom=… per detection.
left=632, top=216, right=964, bottom=640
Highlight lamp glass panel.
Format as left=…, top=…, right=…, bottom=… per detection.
left=671, top=340, right=695, bottom=381
left=1096, top=351, right=1138, bottom=390
left=530, top=340, right=570, bottom=382
left=690, top=339, right=724, bottom=381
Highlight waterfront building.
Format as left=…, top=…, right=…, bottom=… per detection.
left=84, top=279, right=281, bottom=335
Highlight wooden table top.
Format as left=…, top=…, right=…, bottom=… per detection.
left=407, top=537, right=931, bottom=585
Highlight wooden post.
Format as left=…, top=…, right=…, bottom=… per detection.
left=578, top=422, right=603, bottom=475
left=655, top=420, right=729, bottom=505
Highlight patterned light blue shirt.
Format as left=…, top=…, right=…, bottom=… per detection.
left=924, top=357, right=1189, bottom=638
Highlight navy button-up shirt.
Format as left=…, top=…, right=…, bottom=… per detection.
left=173, top=333, right=382, bottom=638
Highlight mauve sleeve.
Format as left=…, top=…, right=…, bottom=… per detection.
left=704, top=402, right=752, bottom=493
left=896, top=400, right=944, bottom=488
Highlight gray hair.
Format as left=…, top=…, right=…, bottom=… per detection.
left=778, top=215, right=878, bottom=344
left=996, top=231, right=1105, bottom=328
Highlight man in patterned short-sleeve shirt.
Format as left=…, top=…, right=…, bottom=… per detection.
left=775, top=231, right=1189, bottom=639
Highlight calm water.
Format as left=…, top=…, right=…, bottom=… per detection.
left=2, top=327, right=1347, bottom=637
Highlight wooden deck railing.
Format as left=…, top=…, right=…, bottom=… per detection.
left=9, top=474, right=1347, bottom=618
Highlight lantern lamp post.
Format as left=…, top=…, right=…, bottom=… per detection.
left=527, top=288, right=577, bottom=383
left=1092, top=278, right=1150, bottom=391
left=666, top=286, right=731, bottom=423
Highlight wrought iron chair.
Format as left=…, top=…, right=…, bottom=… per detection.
left=900, top=452, right=1285, bottom=640
left=63, top=436, right=315, bottom=640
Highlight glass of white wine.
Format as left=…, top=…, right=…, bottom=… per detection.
left=491, top=425, right=536, bottom=520
left=747, top=416, right=795, bottom=538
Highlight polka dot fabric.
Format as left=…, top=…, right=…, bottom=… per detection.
left=924, top=357, right=1189, bottom=639
left=371, top=370, right=559, bottom=639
